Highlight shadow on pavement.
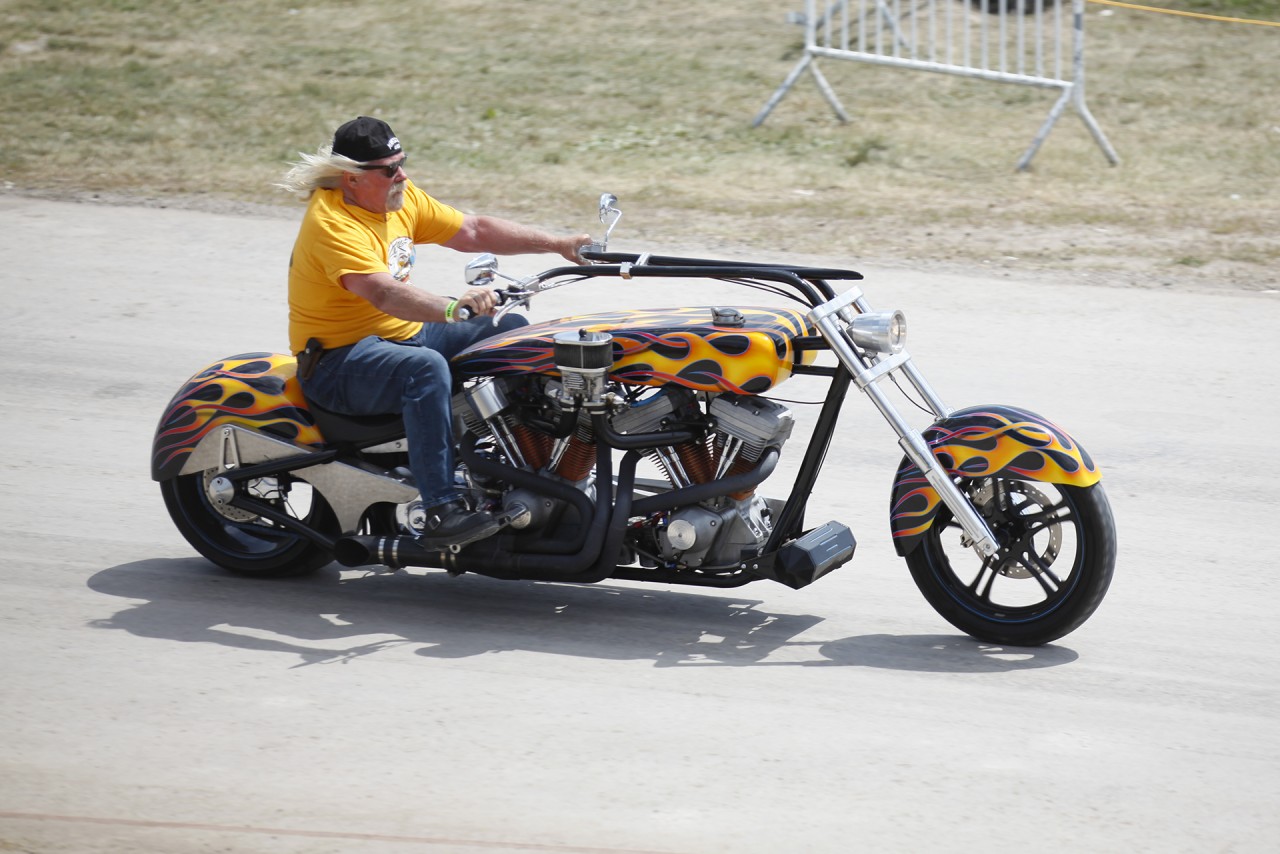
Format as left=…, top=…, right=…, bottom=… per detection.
left=86, top=558, right=1076, bottom=671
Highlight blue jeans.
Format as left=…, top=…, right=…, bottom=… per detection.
left=300, top=314, right=528, bottom=509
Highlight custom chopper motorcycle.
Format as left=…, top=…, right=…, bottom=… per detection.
left=152, top=195, right=1115, bottom=646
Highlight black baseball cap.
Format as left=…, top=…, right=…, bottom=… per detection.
left=332, top=116, right=403, bottom=162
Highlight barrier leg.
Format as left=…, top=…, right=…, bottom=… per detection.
left=1016, top=85, right=1070, bottom=171
left=1074, top=86, right=1120, bottom=166
left=754, top=54, right=812, bottom=126
left=809, top=61, right=852, bottom=122
left=753, top=53, right=851, bottom=126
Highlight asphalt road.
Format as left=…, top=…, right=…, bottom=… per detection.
left=2, top=195, right=1278, bottom=853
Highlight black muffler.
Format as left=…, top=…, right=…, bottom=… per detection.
left=749, top=521, right=857, bottom=589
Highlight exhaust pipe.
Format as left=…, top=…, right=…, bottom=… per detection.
left=333, top=534, right=446, bottom=569
left=334, top=434, right=784, bottom=579
left=334, top=429, right=618, bottom=581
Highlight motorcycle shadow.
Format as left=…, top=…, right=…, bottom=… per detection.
left=86, top=559, right=1077, bottom=671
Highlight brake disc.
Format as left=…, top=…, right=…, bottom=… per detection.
left=972, top=480, right=1062, bottom=579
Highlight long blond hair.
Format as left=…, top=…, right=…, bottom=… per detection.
left=275, top=145, right=367, bottom=199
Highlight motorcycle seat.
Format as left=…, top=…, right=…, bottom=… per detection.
left=305, top=400, right=406, bottom=447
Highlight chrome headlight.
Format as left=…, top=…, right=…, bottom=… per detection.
left=848, top=310, right=907, bottom=354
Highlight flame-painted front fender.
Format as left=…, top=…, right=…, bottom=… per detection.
left=151, top=353, right=325, bottom=482
left=889, top=404, right=1101, bottom=557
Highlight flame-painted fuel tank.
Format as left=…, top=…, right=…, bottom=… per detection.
left=453, top=306, right=817, bottom=393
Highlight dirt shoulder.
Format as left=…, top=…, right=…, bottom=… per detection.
left=13, top=184, right=1277, bottom=298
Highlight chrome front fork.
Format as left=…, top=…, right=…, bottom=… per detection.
left=809, top=288, right=1000, bottom=559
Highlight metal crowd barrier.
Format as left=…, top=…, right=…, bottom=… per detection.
left=753, top=0, right=1119, bottom=170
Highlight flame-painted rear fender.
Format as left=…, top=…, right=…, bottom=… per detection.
left=151, top=353, right=325, bottom=482
left=889, top=405, right=1101, bottom=557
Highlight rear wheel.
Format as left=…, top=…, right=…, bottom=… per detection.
left=905, top=478, right=1115, bottom=645
left=160, top=468, right=337, bottom=577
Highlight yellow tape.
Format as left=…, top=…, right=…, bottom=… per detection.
left=1088, top=0, right=1280, bottom=26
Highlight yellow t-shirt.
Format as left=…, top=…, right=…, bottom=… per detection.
left=287, top=181, right=465, bottom=354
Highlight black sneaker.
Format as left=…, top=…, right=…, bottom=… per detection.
left=417, top=499, right=500, bottom=551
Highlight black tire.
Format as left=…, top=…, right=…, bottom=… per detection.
left=905, top=479, right=1115, bottom=646
left=160, top=468, right=337, bottom=577
left=976, top=0, right=1058, bottom=13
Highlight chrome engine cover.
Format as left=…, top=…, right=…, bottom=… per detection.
left=658, top=493, right=779, bottom=568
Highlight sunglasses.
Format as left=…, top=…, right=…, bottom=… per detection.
left=357, top=156, right=407, bottom=178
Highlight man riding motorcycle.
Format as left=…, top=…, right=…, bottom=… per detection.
left=277, top=116, right=590, bottom=549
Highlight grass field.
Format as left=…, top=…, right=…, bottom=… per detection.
left=2, top=0, right=1277, bottom=286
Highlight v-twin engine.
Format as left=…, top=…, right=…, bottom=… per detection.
left=453, top=376, right=795, bottom=570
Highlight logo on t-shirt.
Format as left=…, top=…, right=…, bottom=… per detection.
left=388, top=236, right=415, bottom=281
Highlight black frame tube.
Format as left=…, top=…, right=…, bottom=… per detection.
left=764, top=370, right=853, bottom=552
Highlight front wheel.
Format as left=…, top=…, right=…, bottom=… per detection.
left=905, top=478, right=1116, bottom=646
left=160, top=468, right=337, bottom=577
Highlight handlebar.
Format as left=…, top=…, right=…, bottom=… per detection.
left=452, top=287, right=517, bottom=323
left=451, top=193, right=863, bottom=325
left=456, top=252, right=866, bottom=326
